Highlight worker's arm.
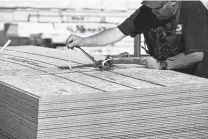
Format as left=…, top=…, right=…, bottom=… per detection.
left=166, top=52, right=204, bottom=69
left=142, top=52, right=204, bottom=70
left=66, top=27, right=126, bottom=49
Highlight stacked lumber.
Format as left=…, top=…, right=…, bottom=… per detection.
left=0, top=46, right=208, bottom=139
left=38, top=84, right=208, bottom=139
left=0, top=81, right=39, bottom=139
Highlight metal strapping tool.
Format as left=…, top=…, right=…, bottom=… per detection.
left=72, top=46, right=141, bottom=71
left=74, top=46, right=111, bottom=70
left=75, top=46, right=98, bottom=64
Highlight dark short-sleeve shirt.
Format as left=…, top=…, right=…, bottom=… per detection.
left=118, top=5, right=170, bottom=37
left=118, top=1, right=208, bottom=53
left=182, top=1, right=208, bottom=53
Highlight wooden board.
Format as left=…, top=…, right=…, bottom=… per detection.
left=0, top=46, right=208, bottom=139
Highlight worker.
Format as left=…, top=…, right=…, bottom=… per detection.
left=66, top=1, right=208, bottom=79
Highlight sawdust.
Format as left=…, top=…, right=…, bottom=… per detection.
left=0, top=63, right=24, bottom=76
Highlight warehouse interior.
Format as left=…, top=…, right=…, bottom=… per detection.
left=1, top=1, right=208, bottom=139
left=0, top=0, right=146, bottom=56
left=1, top=0, right=207, bottom=55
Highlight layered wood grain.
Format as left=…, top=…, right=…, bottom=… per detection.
left=0, top=46, right=208, bottom=139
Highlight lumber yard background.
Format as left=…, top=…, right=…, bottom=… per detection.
left=0, top=0, right=145, bottom=56
left=1, top=0, right=207, bottom=56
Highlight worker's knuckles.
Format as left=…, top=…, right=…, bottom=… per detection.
left=67, top=44, right=74, bottom=49
left=66, top=37, right=73, bottom=44
left=67, top=42, right=78, bottom=49
left=66, top=34, right=76, bottom=43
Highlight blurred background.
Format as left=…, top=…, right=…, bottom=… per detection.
left=0, top=0, right=207, bottom=56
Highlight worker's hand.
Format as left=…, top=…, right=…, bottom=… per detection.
left=140, top=56, right=160, bottom=69
left=66, top=34, right=83, bottom=50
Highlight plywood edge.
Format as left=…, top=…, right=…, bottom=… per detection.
left=0, top=80, right=39, bottom=139
left=0, top=128, right=17, bottom=139
left=0, top=107, right=37, bottom=139
left=0, top=80, right=40, bottom=100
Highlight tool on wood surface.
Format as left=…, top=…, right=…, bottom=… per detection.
left=0, top=40, right=11, bottom=52
left=69, top=46, right=141, bottom=71
left=74, top=46, right=112, bottom=71
left=95, top=52, right=141, bottom=70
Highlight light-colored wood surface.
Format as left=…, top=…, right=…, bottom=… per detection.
left=0, top=46, right=208, bottom=139
left=38, top=83, right=208, bottom=139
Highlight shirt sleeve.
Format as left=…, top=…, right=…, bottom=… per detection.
left=117, top=8, right=142, bottom=37
left=184, top=2, right=208, bottom=54
left=118, top=5, right=158, bottom=37
left=118, top=5, right=167, bottom=38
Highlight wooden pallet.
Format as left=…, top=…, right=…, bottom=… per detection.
left=0, top=46, right=208, bottom=139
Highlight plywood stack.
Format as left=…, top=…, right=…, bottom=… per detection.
left=0, top=46, right=208, bottom=139
left=0, top=82, right=39, bottom=139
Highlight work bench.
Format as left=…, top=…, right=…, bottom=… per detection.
left=0, top=46, right=208, bottom=139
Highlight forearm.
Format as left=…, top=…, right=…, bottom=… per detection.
left=81, top=27, right=126, bottom=47
left=167, top=52, right=204, bottom=70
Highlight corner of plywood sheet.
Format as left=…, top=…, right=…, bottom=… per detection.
left=0, top=81, right=40, bottom=139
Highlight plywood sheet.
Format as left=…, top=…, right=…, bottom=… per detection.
left=38, top=83, right=208, bottom=139
left=0, top=46, right=208, bottom=139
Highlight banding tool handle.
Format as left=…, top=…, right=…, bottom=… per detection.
left=75, top=46, right=98, bottom=64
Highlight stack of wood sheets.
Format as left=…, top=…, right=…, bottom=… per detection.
left=0, top=46, right=208, bottom=139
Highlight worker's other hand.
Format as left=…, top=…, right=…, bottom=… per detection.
left=140, top=56, right=160, bottom=69
left=66, top=34, right=83, bottom=50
